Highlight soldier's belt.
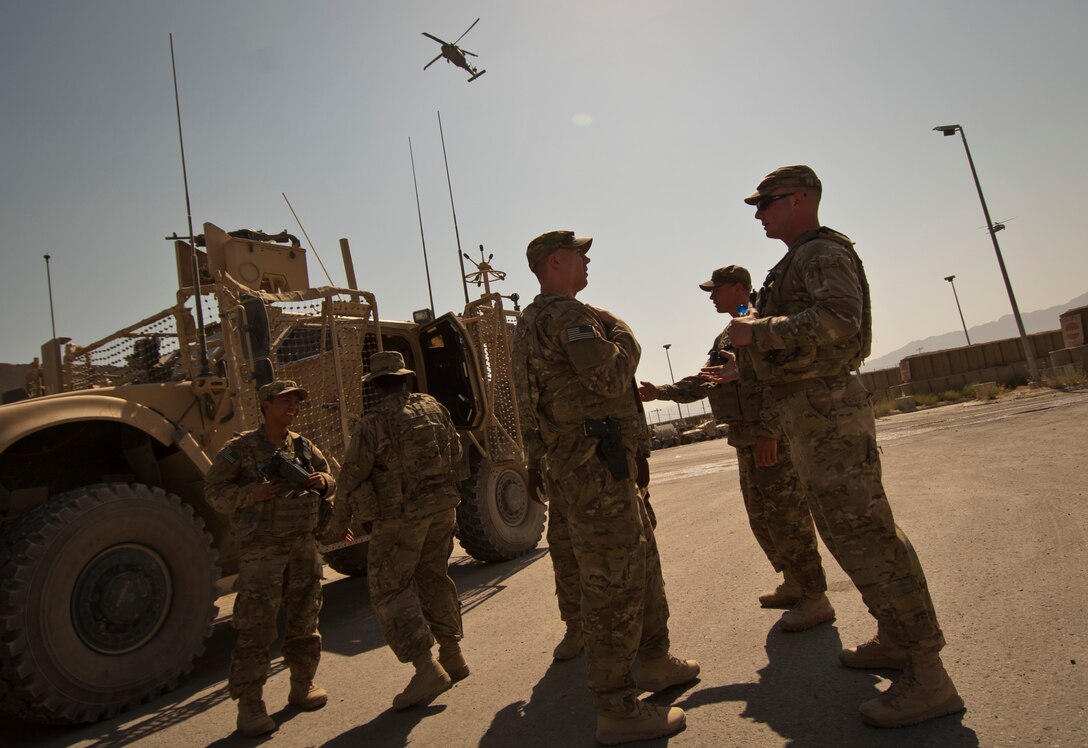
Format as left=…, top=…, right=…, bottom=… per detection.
left=767, top=375, right=849, bottom=401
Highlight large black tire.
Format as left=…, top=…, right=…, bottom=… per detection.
left=0, top=483, right=219, bottom=724
left=323, top=542, right=370, bottom=576
left=456, top=462, right=545, bottom=562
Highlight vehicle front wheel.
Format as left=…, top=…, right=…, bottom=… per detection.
left=457, top=462, right=545, bottom=562
left=0, top=483, right=219, bottom=724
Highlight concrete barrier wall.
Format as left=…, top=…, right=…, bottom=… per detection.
left=897, top=330, right=1064, bottom=395
left=859, top=366, right=903, bottom=403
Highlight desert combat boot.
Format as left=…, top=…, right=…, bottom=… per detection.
left=237, top=695, right=276, bottom=737
left=553, top=621, right=584, bottom=661
left=596, top=701, right=686, bottom=745
left=859, top=652, right=965, bottom=728
left=392, top=654, right=453, bottom=710
left=758, top=571, right=802, bottom=608
left=839, top=624, right=909, bottom=670
left=779, top=592, right=836, bottom=632
left=438, top=642, right=471, bottom=682
left=288, top=678, right=328, bottom=710
left=634, top=653, right=700, bottom=692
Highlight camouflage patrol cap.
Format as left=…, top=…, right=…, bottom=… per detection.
left=362, top=350, right=415, bottom=382
left=744, top=165, right=822, bottom=205
left=699, top=264, right=752, bottom=292
left=526, top=230, right=592, bottom=270
left=259, top=380, right=308, bottom=401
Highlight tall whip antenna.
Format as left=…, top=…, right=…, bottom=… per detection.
left=409, top=137, right=436, bottom=317
left=170, top=33, right=211, bottom=377
left=282, top=192, right=334, bottom=286
left=438, top=111, right=470, bottom=305
left=43, top=254, right=57, bottom=339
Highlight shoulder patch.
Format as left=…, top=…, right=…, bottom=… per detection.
left=222, top=448, right=239, bottom=464
left=566, top=325, right=595, bottom=342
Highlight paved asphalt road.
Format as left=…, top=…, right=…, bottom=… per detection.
left=7, top=387, right=1087, bottom=747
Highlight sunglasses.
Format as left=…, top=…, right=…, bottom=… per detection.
left=755, top=192, right=795, bottom=211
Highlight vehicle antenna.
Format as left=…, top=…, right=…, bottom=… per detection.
left=282, top=192, right=334, bottom=286
left=169, top=33, right=211, bottom=378
left=43, top=254, right=57, bottom=339
left=409, top=137, right=436, bottom=317
left=437, top=111, right=470, bottom=305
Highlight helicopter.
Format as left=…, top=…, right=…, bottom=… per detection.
left=423, top=18, right=486, bottom=82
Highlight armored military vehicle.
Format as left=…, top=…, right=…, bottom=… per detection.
left=0, top=224, right=544, bottom=724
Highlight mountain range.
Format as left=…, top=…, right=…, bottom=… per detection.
left=862, top=292, right=1088, bottom=372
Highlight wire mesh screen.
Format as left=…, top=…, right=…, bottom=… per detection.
left=461, top=302, right=523, bottom=465
left=260, top=295, right=374, bottom=465
left=64, top=306, right=189, bottom=391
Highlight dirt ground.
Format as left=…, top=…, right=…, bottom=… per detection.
left=7, top=386, right=1087, bottom=747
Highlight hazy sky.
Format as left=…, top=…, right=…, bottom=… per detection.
left=3, top=1, right=1086, bottom=400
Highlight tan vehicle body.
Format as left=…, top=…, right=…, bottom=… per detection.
left=0, top=224, right=543, bottom=724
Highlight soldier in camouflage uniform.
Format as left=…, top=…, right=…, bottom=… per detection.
left=513, top=230, right=698, bottom=746
left=205, top=380, right=336, bottom=737
left=719, top=165, right=964, bottom=728
left=639, top=264, right=834, bottom=632
left=333, top=351, right=466, bottom=711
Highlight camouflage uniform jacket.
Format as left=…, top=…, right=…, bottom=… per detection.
left=749, top=226, right=872, bottom=386
left=205, top=428, right=335, bottom=541
left=513, top=293, right=648, bottom=477
left=656, top=327, right=776, bottom=447
left=337, top=391, right=463, bottom=522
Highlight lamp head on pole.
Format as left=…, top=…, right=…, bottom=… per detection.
left=933, top=124, right=961, bottom=137
left=663, top=343, right=671, bottom=351
left=944, top=275, right=956, bottom=283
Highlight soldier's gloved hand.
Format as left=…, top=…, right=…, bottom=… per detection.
left=305, top=473, right=328, bottom=494
left=635, top=454, right=650, bottom=489
left=252, top=480, right=280, bottom=503
left=527, top=468, right=547, bottom=505
left=637, top=381, right=660, bottom=402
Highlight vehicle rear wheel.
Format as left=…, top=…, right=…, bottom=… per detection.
left=457, top=462, right=545, bottom=562
left=0, top=483, right=219, bottom=724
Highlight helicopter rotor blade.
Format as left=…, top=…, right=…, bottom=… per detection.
left=422, top=32, right=449, bottom=44
left=453, top=17, right=480, bottom=45
left=424, top=53, right=443, bottom=70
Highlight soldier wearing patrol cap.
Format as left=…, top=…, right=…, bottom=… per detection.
left=333, top=351, right=467, bottom=711
left=716, top=165, right=964, bottom=727
left=639, top=263, right=834, bottom=631
left=513, top=230, right=697, bottom=745
left=205, top=380, right=336, bottom=737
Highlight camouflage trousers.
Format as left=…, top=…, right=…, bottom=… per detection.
left=367, top=508, right=462, bottom=663
left=776, top=374, right=944, bottom=653
left=544, top=484, right=582, bottom=624
left=547, top=457, right=671, bottom=716
left=735, top=439, right=826, bottom=593
left=229, top=533, right=323, bottom=699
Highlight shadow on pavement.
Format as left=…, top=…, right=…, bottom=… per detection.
left=675, top=622, right=979, bottom=747
left=478, top=657, right=599, bottom=748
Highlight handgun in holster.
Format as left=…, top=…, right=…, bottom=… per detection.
left=583, top=417, right=630, bottom=481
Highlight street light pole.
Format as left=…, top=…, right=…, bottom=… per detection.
left=943, top=274, right=971, bottom=345
left=933, top=124, right=1041, bottom=384
left=662, top=344, right=684, bottom=425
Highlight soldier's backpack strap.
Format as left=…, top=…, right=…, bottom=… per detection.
left=292, top=435, right=314, bottom=472
left=815, top=226, right=872, bottom=365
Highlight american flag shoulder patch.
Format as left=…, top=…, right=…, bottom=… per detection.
left=566, top=325, right=595, bottom=342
